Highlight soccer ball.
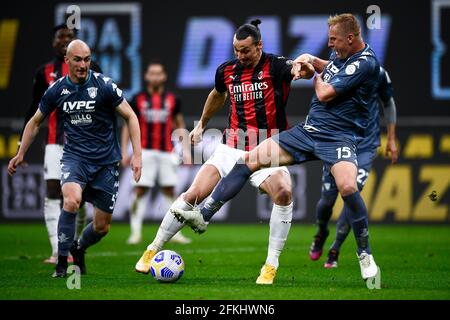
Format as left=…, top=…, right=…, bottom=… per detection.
left=150, top=250, right=185, bottom=283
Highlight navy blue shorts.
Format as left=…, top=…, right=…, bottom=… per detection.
left=60, top=158, right=120, bottom=214
left=320, top=148, right=377, bottom=195
left=274, top=123, right=358, bottom=169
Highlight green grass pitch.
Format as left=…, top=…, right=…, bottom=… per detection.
left=0, top=223, right=449, bottom=300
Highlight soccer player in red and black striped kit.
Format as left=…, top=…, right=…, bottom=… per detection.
left=121, top=60, right=191, bottom=245
left=135, top=19, right=314, bottom=284
left=19, top=24, right=102, bottom=264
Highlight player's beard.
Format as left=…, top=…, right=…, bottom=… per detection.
left=75, top=69, right=88, bottom=82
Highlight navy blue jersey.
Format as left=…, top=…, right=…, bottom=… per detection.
left=305, top=44, right=380, bottom=141
left=358, top=67, right=394, bottom=152
left=39, top=70, right=124, bottom=164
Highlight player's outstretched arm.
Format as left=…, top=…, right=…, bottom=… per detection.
left=8, top=109, right=45, bottom=176
left=190, top=88, right=227, bottom=145
left=116, top=100, right=142, bottom=182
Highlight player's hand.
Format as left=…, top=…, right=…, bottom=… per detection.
left=189, top=122, right=204, bottom=145
left=7, top=154, right=24, bottom=176
left=130, top=153, right=142, bottom=182
left=292, top=57, right=315, bottom=80
left=385, top=138, right=399, bottom=164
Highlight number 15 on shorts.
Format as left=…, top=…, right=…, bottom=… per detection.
left=336, top=147, right=352, bottom=159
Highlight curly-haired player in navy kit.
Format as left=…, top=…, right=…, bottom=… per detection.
left=8, top=40, right=142, bottom=278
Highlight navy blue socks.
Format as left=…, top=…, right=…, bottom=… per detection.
left=342, top=191, right=371, bottom=255
left=57, top=210, right=76, bottom=256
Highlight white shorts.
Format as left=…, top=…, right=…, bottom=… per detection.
left=204, top=143, right=289, bottom=188
left=135, top=149, right=178, bottom=188
left=43, top=144, right=64, bottom=180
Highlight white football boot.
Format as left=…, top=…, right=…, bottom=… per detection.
left=170, top=207, right=208, bottom=234
left=357, top=251, right=378, bottom=280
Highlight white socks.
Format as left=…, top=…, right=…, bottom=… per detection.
left=147, top=195, right=192, bottom=251
left=44, top=198, right=61, bottom=256
left=265, top=202, right=293, bottom=269
left=130, top=192, right=149, bottom=239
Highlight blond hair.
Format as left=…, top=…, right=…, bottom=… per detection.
left=328, top=13, right=361, bottom=37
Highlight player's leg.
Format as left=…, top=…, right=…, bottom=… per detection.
left=135, top=164, right=220, bottom=274
left=255, top=169, right=293, bottom=284
left=71, top=205, right=112, bottom=274
left=158, top=152, right=191, bottom=245
left=128, top=149, right=155, bottom=244
left=309, top=169, right=338, bottom=261
left=42, top=144, right=63, bottom=264
left=162, top=186, right=192, bottom=244
left=325, top=150, right=375, bottom=268
left=43, top=180, right=61, bottom=264
left=332, top=161, right=377, bottom=279
left=53, top=181, right=83, bottom=278
left=175, top=138, right=295, bottom=232
left=324, top=208, right=350, bottom=268
left=127, top=186, right=149, bottom=244
left=70, top=162, right=120, bottom=274
left=75, top=200, right=87, bottom=241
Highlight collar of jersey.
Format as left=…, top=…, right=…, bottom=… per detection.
left=65, top=70, right=92, bottom=89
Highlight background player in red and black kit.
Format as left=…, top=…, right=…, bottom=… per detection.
left=19, top=24, right=102, bottom=264
left=135, top=19, right=314, bottom=285
left=121, top=60, right=191, bottom=245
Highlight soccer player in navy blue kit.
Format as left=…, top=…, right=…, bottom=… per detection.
left=19, top=24, right=103, bottom=265
left=176, top=14, right=381, bottom=280
left=8, top=40, right=142, bottom=278
left=308, top=66, right=398, bottom=268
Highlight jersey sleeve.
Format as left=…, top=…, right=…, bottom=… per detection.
left=377, top=68, right=394, bottom=104
left=38, top=83, right=58, bottom=117
left=214, top=62, right=228, bottom=93
left=329, top=56, right=377, bottom=96
left=102, top=77, right=125, bottom=108
left=271, top=55, right=294, bottom=83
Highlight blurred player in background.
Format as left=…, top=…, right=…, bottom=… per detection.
left=175, top=14, right=382, bottom=282
left=19, top=24, right=102, bottom=264
left=9, top=40, right=142, bottom=278
left=135, top=19, right=314, bottom=285
left=121, top=60, right=191, bottom=245
left=308, top=66, right=398, bottom=268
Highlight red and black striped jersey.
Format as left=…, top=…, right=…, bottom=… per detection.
left=215, top=52, right=293, bottom=151
left=20, top=58, right=102, bottom=145
left=130, top=90, right=181, bottom=152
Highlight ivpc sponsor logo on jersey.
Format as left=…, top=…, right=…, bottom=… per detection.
left=63, top=100, right=96, bottom=125
left=228, top=81, right=269, bottom=102
left=55, top=3, right=141, bottom=98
